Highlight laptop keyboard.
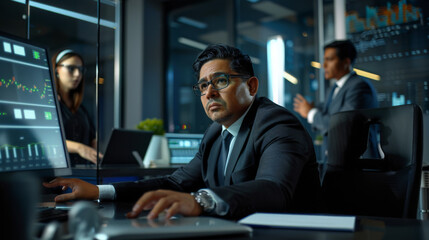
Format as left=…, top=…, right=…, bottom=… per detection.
left=37, top=207, right=68, bottom=222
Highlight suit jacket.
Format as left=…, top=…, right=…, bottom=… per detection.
left=113, top=97, right=321, bottom=219
left=312, top=72, right=378, bottom=165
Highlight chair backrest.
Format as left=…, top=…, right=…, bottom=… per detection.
left=322, top=104, right=423, bottom=218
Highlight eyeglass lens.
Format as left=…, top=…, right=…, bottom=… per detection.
left=198, top=75, right=229, bottom=92
left=61, top=65, right=84, bottom=74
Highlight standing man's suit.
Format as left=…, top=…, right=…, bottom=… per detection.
left=312, top=72, right=378, bottom=174
left=113, top=97, right=321, bottom=219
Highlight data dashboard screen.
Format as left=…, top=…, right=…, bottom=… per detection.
left=0, top=34, right=70, bottom=173
left=346, top=0, right=429, bottom=112
left=165, top=133, right=203, bottom=165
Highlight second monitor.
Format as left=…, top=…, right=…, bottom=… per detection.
left=165, top=133, right=203, bottom=166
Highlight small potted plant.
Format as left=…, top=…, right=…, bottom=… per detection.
left=137, top=118, right=169, bottom=167
left=137, top=118, right=165, bottom=135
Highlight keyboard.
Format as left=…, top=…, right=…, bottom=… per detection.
left=37, top=207, right=68, bottom=222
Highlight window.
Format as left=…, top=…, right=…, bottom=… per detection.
left=166, top=0, right=316, bottom=133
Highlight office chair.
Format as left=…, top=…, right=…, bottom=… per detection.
left=322, top=104, right=423, bottom=218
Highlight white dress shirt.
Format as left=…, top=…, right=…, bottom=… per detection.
left=307, top=71, right=353, bottom=123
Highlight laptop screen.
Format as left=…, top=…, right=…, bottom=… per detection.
left=0, top=32, right=71, bottom=176
left=165, top=133, right=203, bottom=165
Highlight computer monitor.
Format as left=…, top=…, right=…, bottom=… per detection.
left=0, top=32, right=71, bottom=177
left=165, top=133, right=203, bottom=165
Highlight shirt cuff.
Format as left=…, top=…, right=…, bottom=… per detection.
left=307, top=108, right=318, bottom=124
left=200, top=188, right=229, bottom=216
left=97, top=185, right=116, bottom=200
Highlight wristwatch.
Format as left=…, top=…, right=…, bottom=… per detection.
left=191, top=190, right=216, bottom=213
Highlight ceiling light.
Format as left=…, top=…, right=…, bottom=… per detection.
left=177, top=17, right=207, bottom=29
left=283, top=71, right=298, bottom=85
left=310, top=61, right=380, bottom=81
left=178, top=37, right=207, bottom=50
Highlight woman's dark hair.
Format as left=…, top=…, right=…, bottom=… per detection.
left=192, top=44, right=254, bottom=80
left=324, top=40, right=357, bottom=65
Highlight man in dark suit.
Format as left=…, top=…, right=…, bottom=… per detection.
left=45, top=44, right=321, bottom=220
left=293, top=40, right=378, bottom=180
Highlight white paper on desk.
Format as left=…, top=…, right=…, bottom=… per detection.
left=239, top=213, right=356, bottom=231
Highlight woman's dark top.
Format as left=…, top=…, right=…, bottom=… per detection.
left=59, top=101, right=95, bottom=166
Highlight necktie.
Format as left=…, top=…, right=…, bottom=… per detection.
left=217, top=131, right=233, bottom=185
left=324, top=83, right=338, bottom=112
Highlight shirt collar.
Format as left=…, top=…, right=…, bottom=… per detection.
left=336, top=71, right=354, bottom=88
left=222, top=99, right=255, bottom=137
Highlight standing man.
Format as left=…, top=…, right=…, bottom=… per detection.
left=45, top=44, right=321, bottom=220
left=293, top=40, right=378, bottom=180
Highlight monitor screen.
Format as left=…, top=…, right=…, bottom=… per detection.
left=0, top=32, right=71, bottom=177
left=165, top=133, right=203, bottom=165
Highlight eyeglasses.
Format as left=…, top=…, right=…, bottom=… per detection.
left=58, top=64, right=86, bottom=74
left=192, top=73, right=251, bottom=96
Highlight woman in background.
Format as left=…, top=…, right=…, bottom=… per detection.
left=52, top=49, right=101, bottom=166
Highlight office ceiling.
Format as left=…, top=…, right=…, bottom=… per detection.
left=167, top=0, right=316, bottom=53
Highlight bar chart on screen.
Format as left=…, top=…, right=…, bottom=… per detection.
left=0, top=129, right=67, bottom=172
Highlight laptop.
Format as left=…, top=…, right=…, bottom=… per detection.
left=100, top=129, right=153, bottom=167
left=165, top=133, right=203, bottom=166
left=97, top=215, right=252, bottom=239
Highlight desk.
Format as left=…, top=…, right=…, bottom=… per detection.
left=70, top=166, right=177, bottom=184
left=96, top=202, right=429, bottom=240
left=72, top=166, right=177, bottom=178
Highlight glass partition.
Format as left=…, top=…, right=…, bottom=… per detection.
left=0, top=0, right=121, bottom=167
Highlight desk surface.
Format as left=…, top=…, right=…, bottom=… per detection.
left=95, top=202, right=429, bottom=240
left=72, top=166, right=177, bottom=178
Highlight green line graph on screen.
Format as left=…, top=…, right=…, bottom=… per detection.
left=0, top=76, right=50, bottom=99
left=0, top=75, right=54, bottom=106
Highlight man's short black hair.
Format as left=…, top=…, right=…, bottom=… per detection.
left=192, top=44, right=254, bottom=80
left=324, top=40, right=357, bottom=65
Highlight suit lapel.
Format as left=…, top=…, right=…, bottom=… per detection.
left=224, top=127, right=251, bottom=185
left=323, top=72, right=357, bottom=113
left=323, top=84, right=337, bottom=113
left=203, top=125, right=222, bottom=187
left=334, top=72, right=356, bottom=99
left=224, top=99, right=258, bottom=185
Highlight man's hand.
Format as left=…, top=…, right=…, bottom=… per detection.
left=43, top=177, right=99, bottom=202
left=126, top=190, right=203, bottom=220
left=293, top=94, right=314, bottom=119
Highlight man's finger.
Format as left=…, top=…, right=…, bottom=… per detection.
left=128, top=191, right=164, bottom=218
left=148, top=197, right=173, bottom=219
left=143, top=200, right=157, bottom=210
left=43, top=178, right=67, bottom=188
left=293, top=98, right=302, bottom=105
left=166, top=202, right=180, bottom=219
left=294, top=95, right=303, bottom=102
left=54, top=192, right=75, bottom=202
left=295, top=94, right=306, bottom=102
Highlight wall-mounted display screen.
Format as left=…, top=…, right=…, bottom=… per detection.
left=346, top=0, right=429, bottom=113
